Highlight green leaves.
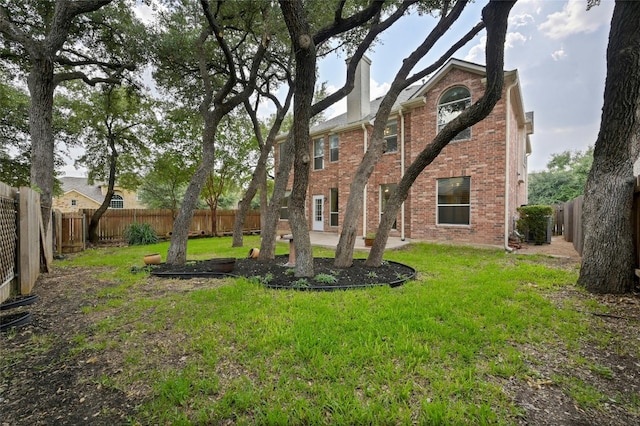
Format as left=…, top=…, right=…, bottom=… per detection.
left=528, top=147, right=594, bottom=204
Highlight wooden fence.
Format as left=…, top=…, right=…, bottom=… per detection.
left=57, top=208, right=261, bottom=252
left=554, top=177, right=640, bottom=262
left=0, top=182, right=51, bottom=303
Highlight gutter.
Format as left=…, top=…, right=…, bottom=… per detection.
left=399, top=107, right=406, bottom=241
left=362, top=123, right=368, bottom=238
left=504, top=78, right=519, bottom=252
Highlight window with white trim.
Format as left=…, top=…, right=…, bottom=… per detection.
left=329, top=134, right=339, bottom=162
left=109, top=194, right=124, bottom=209
left=437, top=87, right=471, bottom=141
left=313, top=138, right=324, bottom=170
left=437, top=177, right=470, bottom=225
left=384, top=119, right=398, bottom=152
left=71, top=199, right=77, bottom=207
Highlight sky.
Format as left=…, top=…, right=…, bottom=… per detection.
left=63, top=0, right=614, bottom=176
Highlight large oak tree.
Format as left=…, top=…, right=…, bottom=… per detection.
left=0, top=1, right=144, bottom=229
left=577, top=0, right=640, bottom=294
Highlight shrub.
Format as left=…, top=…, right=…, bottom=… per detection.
left=517, top=205, right=554, bottom=245
left=123, top=222, right=159, bottom=245
left=314, top=273, right=338, bottom=284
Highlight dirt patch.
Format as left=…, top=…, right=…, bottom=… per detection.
left=517, top=236, right=581, bottom=261
left=2, top=250, right=639, bottom=425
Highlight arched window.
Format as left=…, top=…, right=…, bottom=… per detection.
left=109, top=194, right=124, bottom=209
left=437, top=86, right=471, bottom=141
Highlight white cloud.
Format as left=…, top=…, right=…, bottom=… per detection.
left=371, top=79, right=390, bottom=100
left=508, top=13, right=535, bottom=29
left=464, top=35, right=486, bottom=63
left=505, top=32, right=527, bottom=49
left=551, top=46, right=567, bottom=61
left=538, top=0, right=610, bottom=40
left=463, top=32, right=526, bottom=64
left=325, top=79, right=391, bottom=119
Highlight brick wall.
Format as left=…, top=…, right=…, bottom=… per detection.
left=275, top=66, right=527, bottom=247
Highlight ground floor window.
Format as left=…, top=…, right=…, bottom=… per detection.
left=109, top=194, right=124, bottom=209
left=330, top=188, right=338, bottom=227
left=437, top=177, right=470, bottom=225
left=380, top=183, right=397, bottom=229
left=280, top=190, right=291, bottom=220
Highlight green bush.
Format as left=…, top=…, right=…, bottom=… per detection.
left=123, top=222, right=159, bottom=246
left=517, top=205, right=554, bottom=245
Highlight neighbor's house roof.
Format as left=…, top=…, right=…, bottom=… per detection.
left=58, top=176, right=104, bottom=204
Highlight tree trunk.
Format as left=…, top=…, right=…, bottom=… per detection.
left=258, top=133, right=295, bottom=260
left=212, top=202, right=218, bottom=236
left=578, top=0, right=640, bottom=294
left=333, top=92, right=396, bottom=268
left=333, top=0, right=482, bottom=268
left=232, top=148, right=268, bottom=247
left=28, top=58, right=56, bottom=231
left=280, top=0, right=316, bottom=278
left=361, top=0, right=515, bottom=266
left=259, top=167, right=268, bottom=233
left=166, top=116, right=218, bottom=264
left=88, top=136, right=118, bottom=243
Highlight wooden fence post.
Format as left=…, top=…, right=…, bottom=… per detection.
left=19, top=187, right=40, bottom=295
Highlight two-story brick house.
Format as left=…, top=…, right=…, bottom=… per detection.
left=275, top=57, right=533, bottom=248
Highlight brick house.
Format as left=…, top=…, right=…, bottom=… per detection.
left=275, top=58, right=533, bottom=248
left=53, top=176, right=144, bottom=213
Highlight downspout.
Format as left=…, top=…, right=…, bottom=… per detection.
left=399, top=107, right=406, bottom=241
left=504, top=78, right=518, bottom=252
left=362, top=123, right=368, bottom=238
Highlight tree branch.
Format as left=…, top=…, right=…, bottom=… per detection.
left=311, top=0, right=418, bottom=116
left=0, top=6, right=42, bottom=56
left=313, top=0, right=385, bottom=46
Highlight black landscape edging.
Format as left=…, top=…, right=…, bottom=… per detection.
left=264, top=260, right=416, bottom=291
left=150, top=271, right=238, bottom=279
left=1, top=312, right=33, bottom=332
left=0, top=294, right=39, bottom=311
left=149, top=257, right=416, bottom=291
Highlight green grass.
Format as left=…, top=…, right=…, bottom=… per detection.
left=49, top=236, right=623, bottom=424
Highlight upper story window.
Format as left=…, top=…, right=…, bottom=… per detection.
left=384, top=119, right=398, bottom=152
left=329, top=134, right=339, bottom=162
left=109, top=194, right=124, bottom=209
left=71, top=199, right=77, bottom=206
left=437, top=177, right=470, bottom=225
left=437, top=86, right=471, bottom=141
left=313, top=137, right=324, bottom=170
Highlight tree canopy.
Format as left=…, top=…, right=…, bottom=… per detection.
left=528, top=147, right=593, bottom=205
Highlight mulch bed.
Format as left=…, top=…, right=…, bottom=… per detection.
left=150, top=255, right=416, bottom=289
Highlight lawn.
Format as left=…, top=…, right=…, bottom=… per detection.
left=3, top=236, right=640, bottom=425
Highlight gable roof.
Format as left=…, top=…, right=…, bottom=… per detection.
left=58, top=177, right=104, bottom=204
left=309, top=58, right=525, bottom=138
left=310, top=84, right=421, bottom=135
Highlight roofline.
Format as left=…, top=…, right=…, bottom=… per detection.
left=62, top=189, right=102, bottom=205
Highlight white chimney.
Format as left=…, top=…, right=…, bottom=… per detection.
left=346, top=55, right=371, bottom=123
